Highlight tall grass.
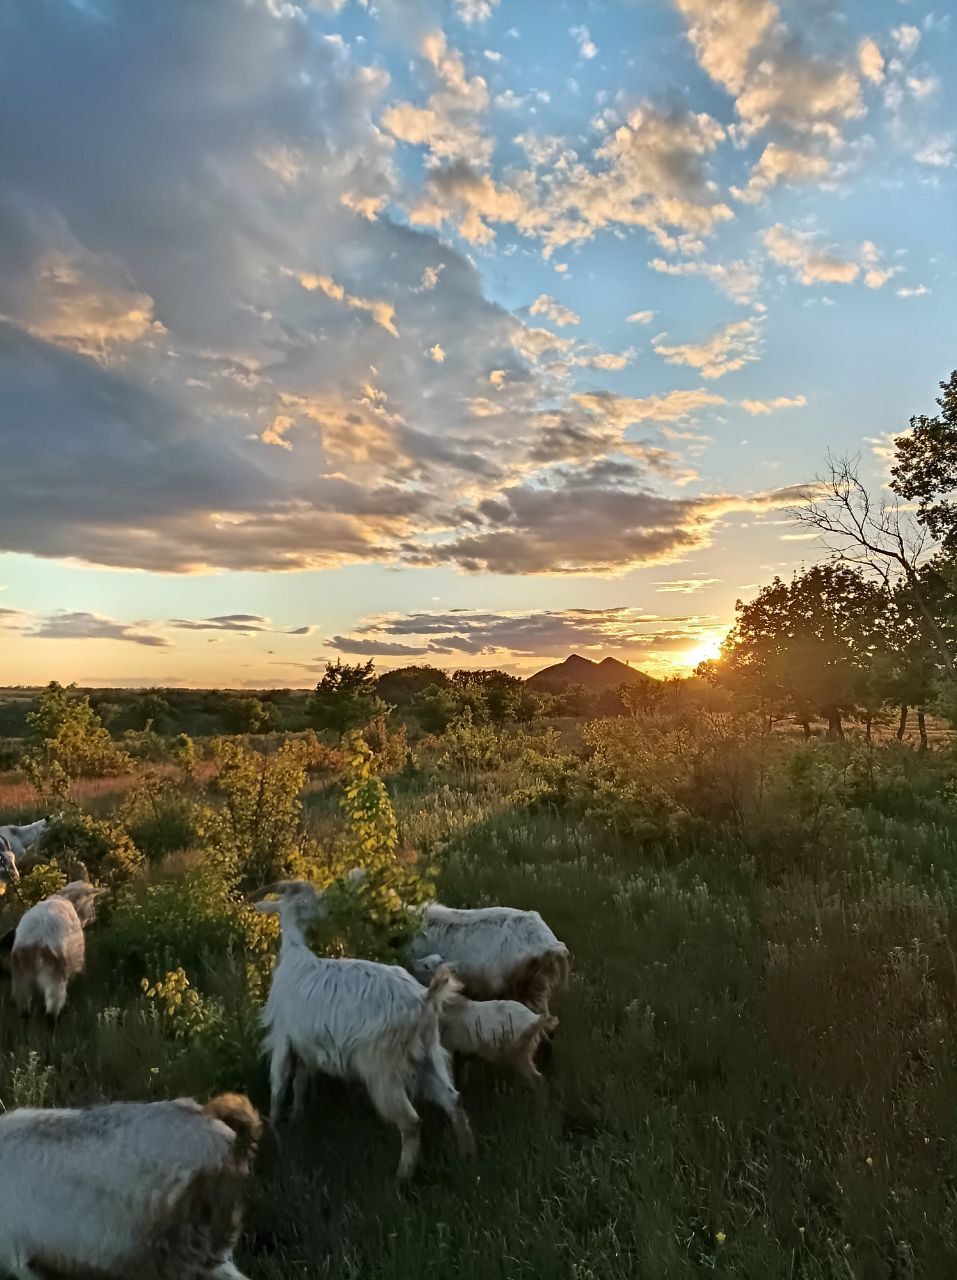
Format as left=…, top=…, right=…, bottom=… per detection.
left=2, top=718, right=957, bottom=1277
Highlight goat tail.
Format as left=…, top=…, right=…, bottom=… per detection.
left=425, top=963, right=463, bottom=1017
left=206, top=1093, right=263, bottom=1161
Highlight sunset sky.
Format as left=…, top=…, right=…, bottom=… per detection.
left=1, top=0, right=954, bottom=687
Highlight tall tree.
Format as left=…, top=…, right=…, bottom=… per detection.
left=719, top=565, right=890, bottom=738
left=307, top=659, right=387, bottom=739
left=891, top=371, right=957, bottom=548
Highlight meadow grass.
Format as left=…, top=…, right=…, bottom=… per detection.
left=2, top=724, right=957, bottom=1278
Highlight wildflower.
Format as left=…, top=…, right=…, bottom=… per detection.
left=715, top=1231, right=726, bottom=1245
left=866, top=1156, right=873, bottom=1167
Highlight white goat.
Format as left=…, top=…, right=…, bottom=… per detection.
left=11, top=881, right=105, bottom=1017
left=0, top=818, right=51, bottom=861
left=0, top=1092, right=261, bottom=1280
left=408, top=902, right=570, bottom=1016
left=252, top=879, right=474, bottom=1179
left=412, top=954, right=558, bottom=1080
left=0, top=837, right=20, bottom=893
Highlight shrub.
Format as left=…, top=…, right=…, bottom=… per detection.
left=42, top=811, right=143, bottom=887
left=203, top=736, right=320, bottom=891
left=23, top=681, right=131, bottom=781
left=436, top=711, right=506, bottom=776
left=309, top=734, right=433, bottom=961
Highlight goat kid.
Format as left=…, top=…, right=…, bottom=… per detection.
left=412, top=955, right=557, bottom=1081
left=251, top=879, right=474, bottom=1179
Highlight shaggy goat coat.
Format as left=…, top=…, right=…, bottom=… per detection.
left=0, top=1092, right=261, bottom=1280
left=254, top=879, right=473, bottom=1178
left=0, top=838, right=19, bottom=891
left=408, top=904, right=570, bottom=1014
left=0, top=819, right=50, bottom=861
left=11, top=882, right=103, bottom=1017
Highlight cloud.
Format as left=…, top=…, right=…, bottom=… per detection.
left=404, top=102, right=733, bottom=255
left=570, top=25, right=598, bottom=60
left=731, top=143, right=831, bottom=204
left=332, top=605, right=722, bottom=665
left=652, top=318, right=761, bottom=380
left=672, top=0, right=864, bottom=138
left=626, top=310, right=656, bottom=325
left=893, top=25, right=921, bottom=55
left=650, top=257, right=760, bottom=304
left=169, top=614, right=312, bottom=635
left=654, top=578, right=720, bottom=593
left=740, top=394, right=807, bottom=414
left=29, top=611, right=170, bottom=647
left=429, top=343, right=446, bottom=362
left=382, top=29, right=491, bottom=166
left=570, top=387, right=726, bottom=426
left=292, top=270, right=399, bottom=336
left=915, top=135, right=954, bottom=168
left=401, top=462, right=803, bottom=575
left=454, top=0, right=500, bottom=24
left=529, top=294, right=581, bottom=327
left=897, top=284, right=930, bottom=298
left=763, top=224, right=861, bottom=285
left=858, top=38, right=885, bottom=85
left=0, top=193, right=160, bottom=359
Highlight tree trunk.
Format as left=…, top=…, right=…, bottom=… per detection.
left=917, top=706, right=928, bottom=751
left=801, top=719, right=812, bottom=739
left=767, top=713, right=774, bottom=734
left=896, top=704, right=908, bottom=741
left=825, top=709, right=844, bottom=740
left=864, top=715, right=872, bottom=743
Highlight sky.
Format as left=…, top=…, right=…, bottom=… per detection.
left=0, top=0, right=954, bottom=687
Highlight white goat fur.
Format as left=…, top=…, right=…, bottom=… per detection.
left=11, top=881, right=104, bottom=1017
left=413, top=956, right=557, bottom=1079
left=253, top=879, right=474, bottom=1179
left=0, top=819, right=50, bottom=861
left=0, top=1092, right=260, bottom=1280
left=408, top=903, right=570, bottom=1015
left=0, top=838, right=19, bottom=890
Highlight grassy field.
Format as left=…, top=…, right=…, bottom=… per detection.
left=3, top=716, right=957, bottom=1278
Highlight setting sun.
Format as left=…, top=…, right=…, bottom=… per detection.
left=678, top=633, right=725, bottom=672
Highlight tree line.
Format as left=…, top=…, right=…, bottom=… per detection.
left=703, top=372, right=957, bottom=742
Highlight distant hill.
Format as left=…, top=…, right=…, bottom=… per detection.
left=526, top=653, right=654, bottom=692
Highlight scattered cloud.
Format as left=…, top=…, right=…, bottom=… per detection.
left=915, top=135, right=954, bottom=167
left=740, top=394, right=807, bottom=414
left=654, top=577, right=720, bottom=593
left=626, top=310, right=655, bottom=325
left=454, top=0, right=500, bottom=23
left=29, top=611, right=170, bottom=647
left=652, top=318, right=762, bottom=380
left=672, top=0, right=864, bottom=139
left=292, top=270, right=399, bottom=336
left=650, top=257, right=760, bottom=304
left=529, top=294, right=581, bottom=327
left=731, top=143, right=831, bottom=204
left=330, top=605, right=722, bottom=667
left=429, top=343, right=446, bottom=362
left=570, top=25, right=598, bottom=60
left=169, top=615, right=313, bottom=635
left=764, top=224, right=864, bottom=286
left=897, top=284, right=930, bottom=298
left=858, top=38, right=885, bottom=85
